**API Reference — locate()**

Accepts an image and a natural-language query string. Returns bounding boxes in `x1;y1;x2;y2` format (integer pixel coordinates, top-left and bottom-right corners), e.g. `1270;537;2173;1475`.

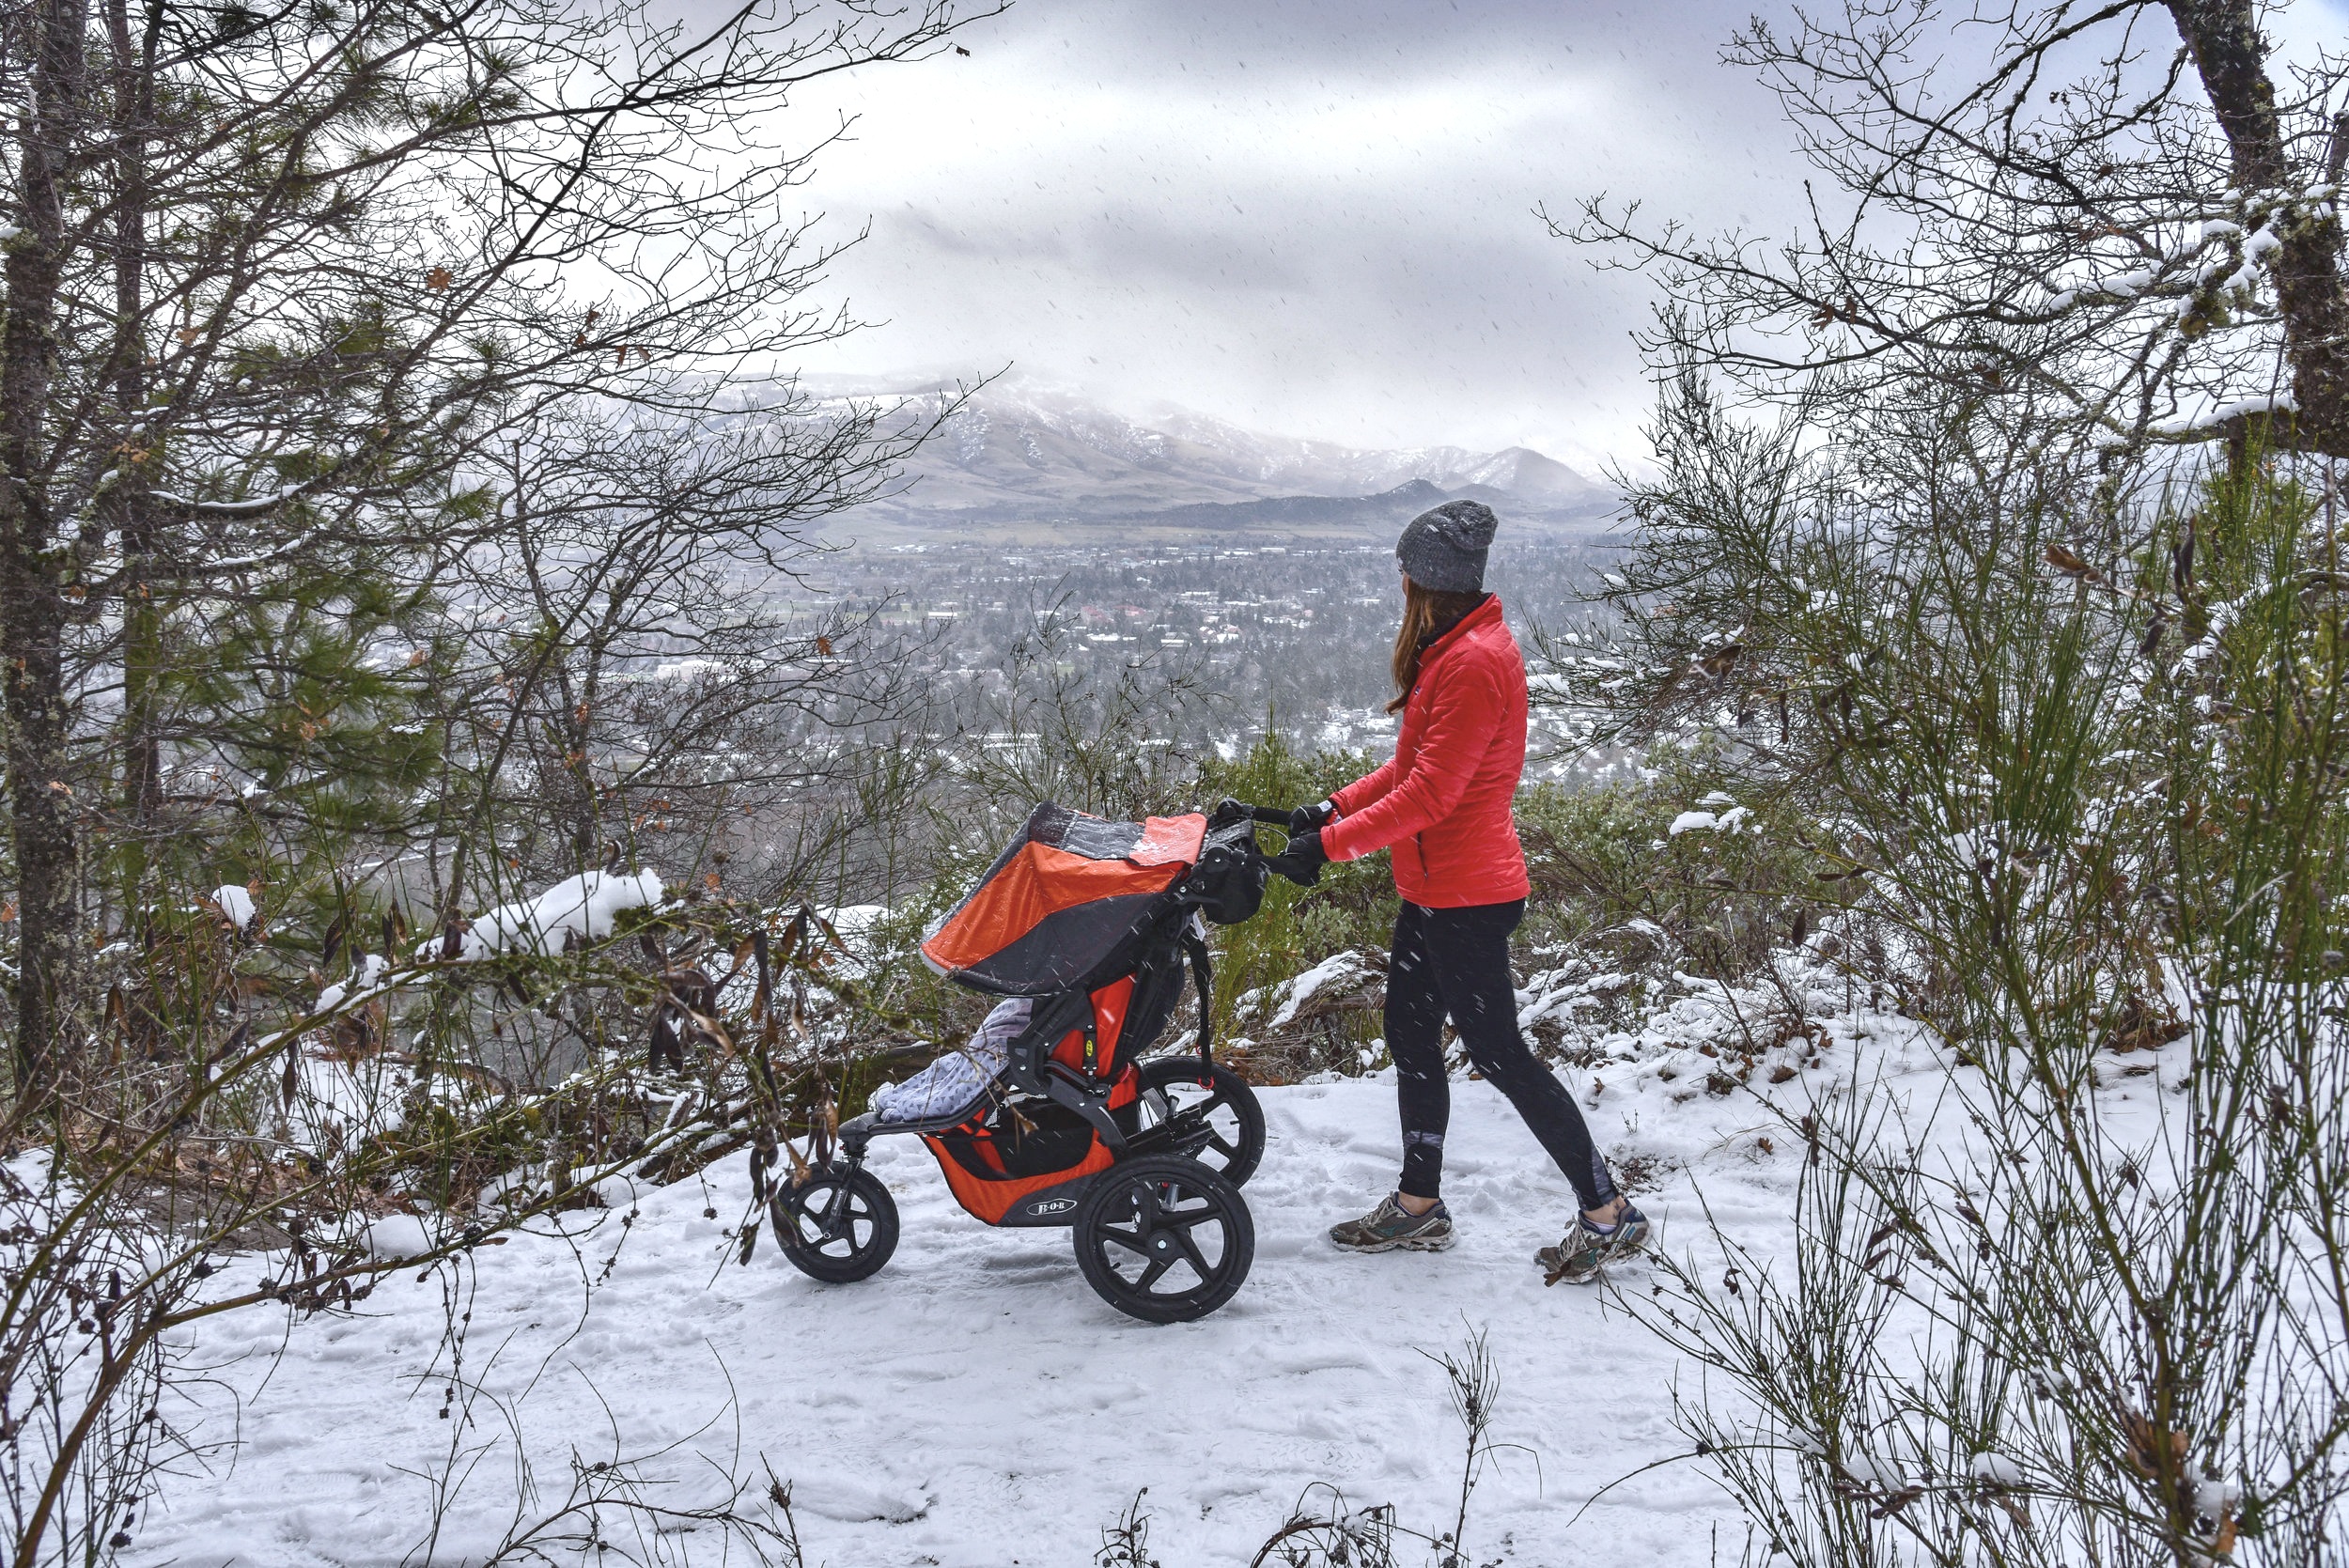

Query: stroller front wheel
772;1163;899;1284
1073;1155;1254;1324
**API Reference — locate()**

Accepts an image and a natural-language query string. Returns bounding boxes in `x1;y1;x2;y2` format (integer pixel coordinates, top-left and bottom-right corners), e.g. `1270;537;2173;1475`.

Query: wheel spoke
1100;1226;1154;1260
1161;1202;1215;1235
1172;1225;1216;1281
1137;1256;1174;1291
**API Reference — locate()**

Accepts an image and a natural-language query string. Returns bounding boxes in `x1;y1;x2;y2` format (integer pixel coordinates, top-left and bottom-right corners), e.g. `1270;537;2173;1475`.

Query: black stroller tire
772;1164;898;1284
1073;1155;1253;1324
1136;1058;1266;1188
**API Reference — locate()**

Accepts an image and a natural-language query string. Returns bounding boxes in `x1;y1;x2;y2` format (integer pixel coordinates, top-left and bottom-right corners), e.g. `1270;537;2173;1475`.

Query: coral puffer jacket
1322;595;1531;908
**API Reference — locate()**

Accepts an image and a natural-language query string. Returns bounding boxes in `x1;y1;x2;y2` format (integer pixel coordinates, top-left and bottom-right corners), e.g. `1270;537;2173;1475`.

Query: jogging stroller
770;800;1290;1323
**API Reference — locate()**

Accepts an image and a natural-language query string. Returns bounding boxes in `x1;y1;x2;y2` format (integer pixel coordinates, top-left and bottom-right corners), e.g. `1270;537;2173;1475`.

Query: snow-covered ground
126;992;2179;1568
130;1082;1777;1564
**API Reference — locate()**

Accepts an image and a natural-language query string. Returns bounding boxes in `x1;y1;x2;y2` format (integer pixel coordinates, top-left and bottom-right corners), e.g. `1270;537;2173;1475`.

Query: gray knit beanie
1395;499;1498;594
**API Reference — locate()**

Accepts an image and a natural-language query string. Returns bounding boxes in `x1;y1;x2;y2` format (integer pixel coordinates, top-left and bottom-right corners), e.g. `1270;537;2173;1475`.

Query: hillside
811;380;1616;541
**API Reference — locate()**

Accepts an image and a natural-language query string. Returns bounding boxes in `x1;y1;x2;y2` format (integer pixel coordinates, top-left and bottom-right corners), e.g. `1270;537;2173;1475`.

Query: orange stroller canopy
920;802;1207;995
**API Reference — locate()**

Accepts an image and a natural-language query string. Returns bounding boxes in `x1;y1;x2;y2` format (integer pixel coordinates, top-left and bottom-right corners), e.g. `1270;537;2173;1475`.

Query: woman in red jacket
1268;500;1647;1283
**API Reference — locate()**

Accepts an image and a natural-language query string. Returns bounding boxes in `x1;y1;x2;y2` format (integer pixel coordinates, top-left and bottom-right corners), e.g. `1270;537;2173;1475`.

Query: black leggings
1389;899;1617;1211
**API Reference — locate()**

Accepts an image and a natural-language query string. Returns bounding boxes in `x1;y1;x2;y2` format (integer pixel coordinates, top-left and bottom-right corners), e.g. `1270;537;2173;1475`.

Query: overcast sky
769;0;2346;469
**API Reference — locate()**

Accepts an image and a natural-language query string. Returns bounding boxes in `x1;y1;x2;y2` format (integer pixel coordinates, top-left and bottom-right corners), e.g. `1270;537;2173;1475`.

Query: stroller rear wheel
1135;1058;1266;1187
772;1163;898;1284
1073;1155;1253;1324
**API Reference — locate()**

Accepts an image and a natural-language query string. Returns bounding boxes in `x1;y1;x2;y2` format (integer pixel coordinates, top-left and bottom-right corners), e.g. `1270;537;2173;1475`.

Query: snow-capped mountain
813;380;1614;535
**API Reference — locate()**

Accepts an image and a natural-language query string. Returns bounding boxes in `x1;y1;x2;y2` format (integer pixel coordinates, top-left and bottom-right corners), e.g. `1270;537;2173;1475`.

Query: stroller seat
868;997;1033;1125
860;954;1187;1219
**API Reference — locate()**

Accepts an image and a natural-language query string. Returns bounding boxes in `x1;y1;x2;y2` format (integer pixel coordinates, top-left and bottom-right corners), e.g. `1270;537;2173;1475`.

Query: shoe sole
1539;1225;1651;1283
1332;1230;1456;1254
1539;1249;1606;1284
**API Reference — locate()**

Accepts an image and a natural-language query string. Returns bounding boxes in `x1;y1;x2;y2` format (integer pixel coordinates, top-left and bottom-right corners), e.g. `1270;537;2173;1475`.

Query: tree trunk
110;0;161;838
2;0;91;1105
2168;0;2349;454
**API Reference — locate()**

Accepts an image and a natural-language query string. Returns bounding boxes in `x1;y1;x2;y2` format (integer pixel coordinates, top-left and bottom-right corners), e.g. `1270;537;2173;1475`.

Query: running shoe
1329;1193;1455;1253
1538;1203;1651;1285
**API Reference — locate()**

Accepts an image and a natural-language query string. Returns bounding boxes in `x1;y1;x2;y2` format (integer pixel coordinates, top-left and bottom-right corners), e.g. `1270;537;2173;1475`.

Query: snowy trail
131;1068;1849;1567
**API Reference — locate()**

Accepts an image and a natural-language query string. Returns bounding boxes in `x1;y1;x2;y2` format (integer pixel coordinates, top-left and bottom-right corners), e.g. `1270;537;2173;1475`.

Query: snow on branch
437;869;669;960
149;483;309;519
2152;392;2298;436
2095;391;2300;448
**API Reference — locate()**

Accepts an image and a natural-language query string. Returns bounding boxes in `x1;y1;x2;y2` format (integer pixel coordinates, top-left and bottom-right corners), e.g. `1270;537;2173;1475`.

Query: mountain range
811;381;1616;542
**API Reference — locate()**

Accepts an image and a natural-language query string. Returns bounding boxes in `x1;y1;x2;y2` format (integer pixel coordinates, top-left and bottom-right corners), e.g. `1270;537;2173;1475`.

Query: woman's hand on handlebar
1287;800;1336;835
1265;826;1329;887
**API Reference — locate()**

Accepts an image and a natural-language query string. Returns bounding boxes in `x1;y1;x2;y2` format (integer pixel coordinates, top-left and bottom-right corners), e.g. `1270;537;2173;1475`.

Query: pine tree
0;0;981;1103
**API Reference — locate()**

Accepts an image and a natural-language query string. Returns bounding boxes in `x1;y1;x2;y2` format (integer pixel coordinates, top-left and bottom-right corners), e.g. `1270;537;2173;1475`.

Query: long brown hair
1387;577;1487;713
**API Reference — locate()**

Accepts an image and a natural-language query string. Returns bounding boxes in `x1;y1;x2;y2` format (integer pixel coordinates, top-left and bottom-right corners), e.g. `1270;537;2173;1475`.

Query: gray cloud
766;0;2348;466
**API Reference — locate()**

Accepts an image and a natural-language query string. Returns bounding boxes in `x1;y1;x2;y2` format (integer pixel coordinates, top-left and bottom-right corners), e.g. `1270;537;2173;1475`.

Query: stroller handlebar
1215;799;1296;831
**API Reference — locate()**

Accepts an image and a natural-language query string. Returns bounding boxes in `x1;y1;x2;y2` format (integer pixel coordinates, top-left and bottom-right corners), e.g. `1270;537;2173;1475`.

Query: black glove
1266;826;1329;887
1287;800;1337;835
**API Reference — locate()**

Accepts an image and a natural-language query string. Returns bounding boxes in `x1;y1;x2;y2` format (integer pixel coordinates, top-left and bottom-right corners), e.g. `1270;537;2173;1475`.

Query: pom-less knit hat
1395;499;1499;595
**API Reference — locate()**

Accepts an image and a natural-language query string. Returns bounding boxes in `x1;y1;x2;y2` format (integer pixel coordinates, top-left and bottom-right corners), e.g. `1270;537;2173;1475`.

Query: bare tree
1561;1;2349;456
0;0;996;1103
413;381;957;930
0;2;1007;1561
1544;6;2349;1564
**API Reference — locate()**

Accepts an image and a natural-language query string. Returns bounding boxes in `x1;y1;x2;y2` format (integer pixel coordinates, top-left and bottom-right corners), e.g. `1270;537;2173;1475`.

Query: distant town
786;532;1626;770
